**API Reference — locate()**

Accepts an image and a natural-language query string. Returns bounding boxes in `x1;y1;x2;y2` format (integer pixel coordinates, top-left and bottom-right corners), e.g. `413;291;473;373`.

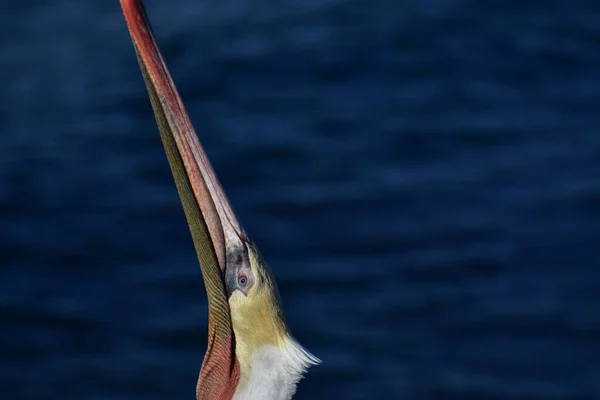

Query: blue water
1;0;599;398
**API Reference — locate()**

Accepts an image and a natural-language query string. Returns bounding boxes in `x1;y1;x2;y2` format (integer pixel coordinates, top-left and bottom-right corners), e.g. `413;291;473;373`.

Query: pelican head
120;1;319;399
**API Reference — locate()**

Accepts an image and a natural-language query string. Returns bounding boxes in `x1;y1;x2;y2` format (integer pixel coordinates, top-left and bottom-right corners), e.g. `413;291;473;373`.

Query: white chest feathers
232;338;320;400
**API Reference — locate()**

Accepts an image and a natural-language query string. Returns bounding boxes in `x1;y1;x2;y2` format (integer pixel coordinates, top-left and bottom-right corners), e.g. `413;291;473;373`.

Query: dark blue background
1;0;599;399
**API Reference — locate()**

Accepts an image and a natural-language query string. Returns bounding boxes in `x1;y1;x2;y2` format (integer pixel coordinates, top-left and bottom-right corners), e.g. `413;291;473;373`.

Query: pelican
120;0;319;399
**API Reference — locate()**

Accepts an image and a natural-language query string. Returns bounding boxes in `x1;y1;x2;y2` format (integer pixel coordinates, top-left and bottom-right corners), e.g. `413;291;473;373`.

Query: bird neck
232;336;319;400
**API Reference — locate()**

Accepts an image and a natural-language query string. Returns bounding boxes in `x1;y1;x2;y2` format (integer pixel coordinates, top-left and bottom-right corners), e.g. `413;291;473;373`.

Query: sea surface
1;0;599;399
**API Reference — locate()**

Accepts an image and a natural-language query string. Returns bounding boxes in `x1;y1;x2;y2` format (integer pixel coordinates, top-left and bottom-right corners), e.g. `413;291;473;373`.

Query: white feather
232;337;320;400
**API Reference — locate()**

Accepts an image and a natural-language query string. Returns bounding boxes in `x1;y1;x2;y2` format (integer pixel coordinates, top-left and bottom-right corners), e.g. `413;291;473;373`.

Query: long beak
120;0;241;394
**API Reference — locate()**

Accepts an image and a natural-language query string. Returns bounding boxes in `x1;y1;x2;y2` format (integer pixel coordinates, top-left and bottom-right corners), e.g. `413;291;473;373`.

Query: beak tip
120;0;135;8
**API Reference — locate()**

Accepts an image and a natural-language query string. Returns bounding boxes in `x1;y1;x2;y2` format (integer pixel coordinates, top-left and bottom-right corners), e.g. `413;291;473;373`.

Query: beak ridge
121;0;247;273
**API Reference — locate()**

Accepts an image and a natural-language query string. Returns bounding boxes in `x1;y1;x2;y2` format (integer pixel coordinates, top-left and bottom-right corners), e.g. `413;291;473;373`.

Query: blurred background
1;0;599;399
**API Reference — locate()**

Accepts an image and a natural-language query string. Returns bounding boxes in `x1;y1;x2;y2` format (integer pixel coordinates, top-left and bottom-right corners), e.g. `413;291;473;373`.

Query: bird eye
238;275;248;288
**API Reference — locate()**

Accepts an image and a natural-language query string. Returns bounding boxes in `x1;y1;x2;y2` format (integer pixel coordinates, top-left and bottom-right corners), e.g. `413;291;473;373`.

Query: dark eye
238;275;248;288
